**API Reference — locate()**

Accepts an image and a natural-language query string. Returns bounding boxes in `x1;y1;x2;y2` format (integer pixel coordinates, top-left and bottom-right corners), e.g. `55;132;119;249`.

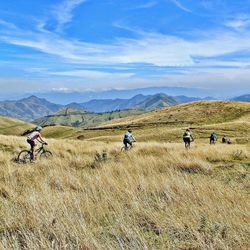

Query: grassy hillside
0;135;249;249
34;108;146;128
98;101;250;128
0;116;33;136
27;101;248;146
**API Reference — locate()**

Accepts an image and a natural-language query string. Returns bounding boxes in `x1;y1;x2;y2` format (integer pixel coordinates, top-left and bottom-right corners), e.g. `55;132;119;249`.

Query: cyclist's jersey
124;132;135;142
210;133;217;140
27;131;40;141
183;131;191;138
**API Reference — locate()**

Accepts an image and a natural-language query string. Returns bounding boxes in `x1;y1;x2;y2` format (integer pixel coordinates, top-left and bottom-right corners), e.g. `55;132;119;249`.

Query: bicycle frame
35;146;45;156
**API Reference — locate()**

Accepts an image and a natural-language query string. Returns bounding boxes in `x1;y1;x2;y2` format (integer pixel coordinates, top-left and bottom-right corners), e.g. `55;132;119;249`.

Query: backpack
124;133;130;140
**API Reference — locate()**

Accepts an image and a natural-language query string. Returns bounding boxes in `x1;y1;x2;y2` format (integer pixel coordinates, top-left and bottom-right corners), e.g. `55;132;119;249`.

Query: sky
0;0;250;97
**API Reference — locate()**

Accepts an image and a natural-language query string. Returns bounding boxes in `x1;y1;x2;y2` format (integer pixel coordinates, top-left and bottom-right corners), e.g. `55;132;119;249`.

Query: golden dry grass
0;134;249;249
0;116;33;136
98;101;250;128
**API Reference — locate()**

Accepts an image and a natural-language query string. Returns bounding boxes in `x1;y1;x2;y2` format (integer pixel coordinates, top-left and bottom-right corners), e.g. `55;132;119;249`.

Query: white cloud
52;0;87;32
2;26;250;69
169;0;191;12
225;16;250;29
49;70;134;79
134;1;158;9
0;19;18;30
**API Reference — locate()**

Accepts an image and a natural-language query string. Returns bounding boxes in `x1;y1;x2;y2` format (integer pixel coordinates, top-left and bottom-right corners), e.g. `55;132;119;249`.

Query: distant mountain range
0;93;248;122
68;93;178;112
20;86;212;104
0;96;62;121
0;94;178;121
232;94;250;102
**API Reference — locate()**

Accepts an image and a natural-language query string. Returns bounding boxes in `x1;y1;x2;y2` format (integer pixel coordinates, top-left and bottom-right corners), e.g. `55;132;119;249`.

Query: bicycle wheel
40;150;53;159
185;142;190;149
17;150;32;164
121;145;132;152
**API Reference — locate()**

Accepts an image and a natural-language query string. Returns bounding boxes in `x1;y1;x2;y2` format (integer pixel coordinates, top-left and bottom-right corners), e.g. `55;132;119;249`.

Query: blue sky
0;0;250;96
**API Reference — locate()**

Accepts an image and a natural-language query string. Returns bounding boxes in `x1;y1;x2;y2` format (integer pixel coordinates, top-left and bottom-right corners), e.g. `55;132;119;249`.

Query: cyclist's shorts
183;138;191;143
27;139;35;148
123;139;132;145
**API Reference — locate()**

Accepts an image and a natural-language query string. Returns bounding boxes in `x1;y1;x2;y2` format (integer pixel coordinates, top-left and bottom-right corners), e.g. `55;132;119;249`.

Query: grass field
0;101;249;249
0;135;249;249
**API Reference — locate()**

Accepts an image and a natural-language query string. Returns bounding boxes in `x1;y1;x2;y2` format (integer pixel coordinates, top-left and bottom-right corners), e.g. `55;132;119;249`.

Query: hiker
123;129;136;149
210;131;217;145
183;129;194;149
27;126;46;161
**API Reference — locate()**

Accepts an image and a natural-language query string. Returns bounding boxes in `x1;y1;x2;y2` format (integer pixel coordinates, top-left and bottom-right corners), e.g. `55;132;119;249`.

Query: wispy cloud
0;19;18;30
134;1;158;9
2;21;250;69
52;0;87;32
225;15;250;30
169;0;191;12
49;70;134;79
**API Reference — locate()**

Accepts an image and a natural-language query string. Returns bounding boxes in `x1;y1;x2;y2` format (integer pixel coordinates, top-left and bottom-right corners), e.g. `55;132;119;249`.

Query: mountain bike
121;141;135;152
17;142;52;163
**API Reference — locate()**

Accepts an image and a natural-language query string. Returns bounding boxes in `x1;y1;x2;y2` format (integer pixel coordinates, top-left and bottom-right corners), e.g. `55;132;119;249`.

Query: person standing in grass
183;129;194;149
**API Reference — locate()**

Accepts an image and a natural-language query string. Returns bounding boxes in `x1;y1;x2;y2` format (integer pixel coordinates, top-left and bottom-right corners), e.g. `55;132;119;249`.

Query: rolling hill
97;101;250;128
33;108;146;128
27;100;249;146
0;116;33;136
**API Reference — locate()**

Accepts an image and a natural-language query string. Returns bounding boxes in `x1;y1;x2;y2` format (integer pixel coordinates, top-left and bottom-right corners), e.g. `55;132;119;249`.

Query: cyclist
183;129;194;149
222;135;227;144
123;129;136;149
27;126;46;161
210;131;217;144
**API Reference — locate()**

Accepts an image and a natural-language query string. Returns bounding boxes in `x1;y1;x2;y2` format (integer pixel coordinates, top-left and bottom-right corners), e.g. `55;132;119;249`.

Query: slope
97;101;250;128
0;116;33;136
34;108;146;128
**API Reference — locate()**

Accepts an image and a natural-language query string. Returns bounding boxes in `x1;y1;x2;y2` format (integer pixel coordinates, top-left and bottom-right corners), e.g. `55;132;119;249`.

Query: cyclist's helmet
35;126;42;131
128;129;132;133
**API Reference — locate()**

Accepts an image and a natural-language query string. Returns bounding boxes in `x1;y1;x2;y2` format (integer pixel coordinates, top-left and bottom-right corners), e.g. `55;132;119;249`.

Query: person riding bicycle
183;129;194;148
27;126;47;161
123;129;136;149
210;131;217;144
